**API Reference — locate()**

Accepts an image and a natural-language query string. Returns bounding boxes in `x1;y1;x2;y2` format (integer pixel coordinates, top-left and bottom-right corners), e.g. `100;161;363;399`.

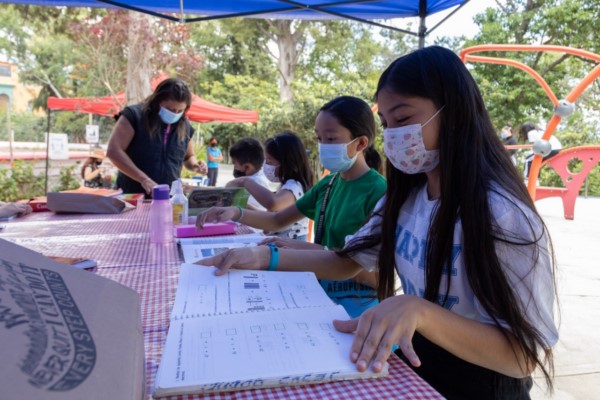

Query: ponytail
364;146;383;174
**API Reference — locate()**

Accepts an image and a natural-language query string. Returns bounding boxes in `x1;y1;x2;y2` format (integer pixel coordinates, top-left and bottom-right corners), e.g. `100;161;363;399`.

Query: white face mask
383;106;444;174
262;163;280;183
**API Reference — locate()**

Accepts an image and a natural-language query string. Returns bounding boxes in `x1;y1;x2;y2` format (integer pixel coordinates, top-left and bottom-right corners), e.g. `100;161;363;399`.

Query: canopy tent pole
44;109;51;194
418;0;427;48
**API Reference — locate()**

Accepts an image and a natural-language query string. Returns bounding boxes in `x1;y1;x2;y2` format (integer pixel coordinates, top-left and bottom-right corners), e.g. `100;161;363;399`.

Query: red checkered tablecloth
0;205;444;400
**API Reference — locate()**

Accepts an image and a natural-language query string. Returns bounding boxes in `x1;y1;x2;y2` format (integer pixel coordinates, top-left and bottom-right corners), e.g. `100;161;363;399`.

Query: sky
390;0;499;43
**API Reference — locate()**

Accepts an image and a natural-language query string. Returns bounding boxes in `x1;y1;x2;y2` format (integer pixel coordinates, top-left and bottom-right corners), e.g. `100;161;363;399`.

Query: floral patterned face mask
383;106;444;174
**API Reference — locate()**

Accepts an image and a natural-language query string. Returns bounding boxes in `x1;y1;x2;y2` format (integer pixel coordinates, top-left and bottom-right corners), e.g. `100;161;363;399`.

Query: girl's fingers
332;318;358;334
398;335;421;367
370;331;397;373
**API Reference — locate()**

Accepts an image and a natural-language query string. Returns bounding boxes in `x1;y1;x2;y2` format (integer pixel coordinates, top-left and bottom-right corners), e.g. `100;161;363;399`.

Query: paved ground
215;164;599;398
530;196;600;399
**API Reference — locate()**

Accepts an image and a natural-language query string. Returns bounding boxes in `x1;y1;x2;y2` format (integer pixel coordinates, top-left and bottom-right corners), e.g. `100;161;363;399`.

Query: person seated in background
521;121;562;178
196;96;387;317
500;124;518;166
81;147;111;188
0;201;32;219
226;137;271;211
107;78;208;197
226;131;314;240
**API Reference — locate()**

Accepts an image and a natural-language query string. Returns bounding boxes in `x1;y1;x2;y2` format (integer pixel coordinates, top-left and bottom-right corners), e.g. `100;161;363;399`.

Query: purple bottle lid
152;184;170;200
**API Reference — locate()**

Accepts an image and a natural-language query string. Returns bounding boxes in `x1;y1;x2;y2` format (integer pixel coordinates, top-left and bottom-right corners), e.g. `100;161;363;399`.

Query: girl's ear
355;135;370;152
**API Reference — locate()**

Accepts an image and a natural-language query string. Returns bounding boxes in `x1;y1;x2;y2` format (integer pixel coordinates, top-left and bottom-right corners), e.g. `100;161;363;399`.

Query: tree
70;10;204;103
463;0;600;140
0;6;86;107
125;11;153;104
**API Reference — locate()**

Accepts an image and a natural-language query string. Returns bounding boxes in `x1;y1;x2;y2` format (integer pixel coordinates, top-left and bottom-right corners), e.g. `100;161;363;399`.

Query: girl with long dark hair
333;46;558;399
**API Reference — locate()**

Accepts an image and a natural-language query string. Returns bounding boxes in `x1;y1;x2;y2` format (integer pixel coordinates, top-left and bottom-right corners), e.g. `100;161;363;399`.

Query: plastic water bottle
170;179;188;226
150;184;173;244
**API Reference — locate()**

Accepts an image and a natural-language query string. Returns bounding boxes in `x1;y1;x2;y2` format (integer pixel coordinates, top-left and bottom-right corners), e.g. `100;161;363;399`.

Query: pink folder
174;222;236;238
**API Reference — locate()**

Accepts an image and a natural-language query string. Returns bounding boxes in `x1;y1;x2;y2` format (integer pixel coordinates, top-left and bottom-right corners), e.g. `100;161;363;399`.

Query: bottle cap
152;184;170;200
170;179;184;196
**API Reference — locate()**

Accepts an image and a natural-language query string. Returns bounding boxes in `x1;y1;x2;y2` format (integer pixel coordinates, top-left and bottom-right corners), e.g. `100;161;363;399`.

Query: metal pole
418;16;426;48
418;0;427;49
6;104;13;163
44;110;51;194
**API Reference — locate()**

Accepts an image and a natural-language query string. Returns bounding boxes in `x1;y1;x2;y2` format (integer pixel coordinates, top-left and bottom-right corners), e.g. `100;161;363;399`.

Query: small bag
47;192;134;214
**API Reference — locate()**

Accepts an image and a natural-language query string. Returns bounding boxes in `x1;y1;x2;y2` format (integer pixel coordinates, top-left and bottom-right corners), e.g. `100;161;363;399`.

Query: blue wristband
267;243;279;271
232;206;243;222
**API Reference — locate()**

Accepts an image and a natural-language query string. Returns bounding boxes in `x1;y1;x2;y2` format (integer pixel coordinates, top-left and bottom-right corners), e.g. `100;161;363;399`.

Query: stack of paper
153;265;388;397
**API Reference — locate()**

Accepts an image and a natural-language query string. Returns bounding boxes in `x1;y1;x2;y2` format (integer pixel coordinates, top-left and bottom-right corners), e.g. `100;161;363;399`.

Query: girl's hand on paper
259;237;324;250
196;206;237;229
333;295;428;373
195;246;270;276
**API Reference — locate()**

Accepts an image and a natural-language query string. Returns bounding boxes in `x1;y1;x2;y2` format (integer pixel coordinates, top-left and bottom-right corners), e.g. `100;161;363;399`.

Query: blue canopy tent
0;0;470;47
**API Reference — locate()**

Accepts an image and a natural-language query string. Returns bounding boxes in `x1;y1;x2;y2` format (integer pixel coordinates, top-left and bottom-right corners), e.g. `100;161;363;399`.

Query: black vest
115;104;194;194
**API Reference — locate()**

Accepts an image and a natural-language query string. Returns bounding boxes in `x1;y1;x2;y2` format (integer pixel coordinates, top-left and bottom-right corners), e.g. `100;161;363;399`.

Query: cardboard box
47;192;135;214
0;239;145;400
28;196;49;212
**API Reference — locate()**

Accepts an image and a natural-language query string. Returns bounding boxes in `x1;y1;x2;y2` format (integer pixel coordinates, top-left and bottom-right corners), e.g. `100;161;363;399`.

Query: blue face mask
159;106;184;124
318;138;359;173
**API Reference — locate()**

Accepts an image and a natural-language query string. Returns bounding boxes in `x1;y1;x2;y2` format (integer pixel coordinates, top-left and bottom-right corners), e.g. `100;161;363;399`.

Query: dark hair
229;137;264;170
80;157;101;180
142;78;192;142
349;46;555;388
319;96;382;173
264;131;314;192
520;121;541;138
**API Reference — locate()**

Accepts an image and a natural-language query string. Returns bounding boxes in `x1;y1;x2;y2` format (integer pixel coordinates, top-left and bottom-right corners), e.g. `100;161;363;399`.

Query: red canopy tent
46;75;259;123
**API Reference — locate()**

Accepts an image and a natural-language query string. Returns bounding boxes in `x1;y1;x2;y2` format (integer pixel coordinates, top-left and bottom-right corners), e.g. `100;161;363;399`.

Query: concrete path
531;196;600;399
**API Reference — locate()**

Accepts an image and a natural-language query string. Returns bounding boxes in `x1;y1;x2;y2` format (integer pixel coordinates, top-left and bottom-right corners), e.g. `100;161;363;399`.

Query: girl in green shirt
196;96;386;317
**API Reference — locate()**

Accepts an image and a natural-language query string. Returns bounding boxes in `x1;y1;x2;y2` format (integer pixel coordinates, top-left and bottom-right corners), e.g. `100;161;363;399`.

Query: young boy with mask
226;137;271;211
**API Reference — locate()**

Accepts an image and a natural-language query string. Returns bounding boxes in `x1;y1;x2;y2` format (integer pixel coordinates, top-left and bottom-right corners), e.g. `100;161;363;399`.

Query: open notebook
153;264;388;397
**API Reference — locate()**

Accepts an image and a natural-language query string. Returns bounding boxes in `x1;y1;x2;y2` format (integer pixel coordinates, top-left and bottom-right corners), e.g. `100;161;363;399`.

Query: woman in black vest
107;78;208;196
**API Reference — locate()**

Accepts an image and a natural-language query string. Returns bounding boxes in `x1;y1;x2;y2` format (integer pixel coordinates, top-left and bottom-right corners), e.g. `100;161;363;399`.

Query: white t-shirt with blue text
345;184;558;348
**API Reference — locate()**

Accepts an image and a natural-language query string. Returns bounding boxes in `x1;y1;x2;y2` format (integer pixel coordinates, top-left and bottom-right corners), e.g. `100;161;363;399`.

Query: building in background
0;61;43;115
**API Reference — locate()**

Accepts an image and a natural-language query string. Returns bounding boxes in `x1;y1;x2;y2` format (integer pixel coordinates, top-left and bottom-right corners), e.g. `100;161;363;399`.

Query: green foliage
52;164;80;192
0;111;46;142
0;161;45;201
464;1;600;136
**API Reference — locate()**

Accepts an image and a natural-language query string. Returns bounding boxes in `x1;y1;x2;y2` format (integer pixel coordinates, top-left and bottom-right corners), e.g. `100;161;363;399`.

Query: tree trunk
126;11;153;105
271;20;308;104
